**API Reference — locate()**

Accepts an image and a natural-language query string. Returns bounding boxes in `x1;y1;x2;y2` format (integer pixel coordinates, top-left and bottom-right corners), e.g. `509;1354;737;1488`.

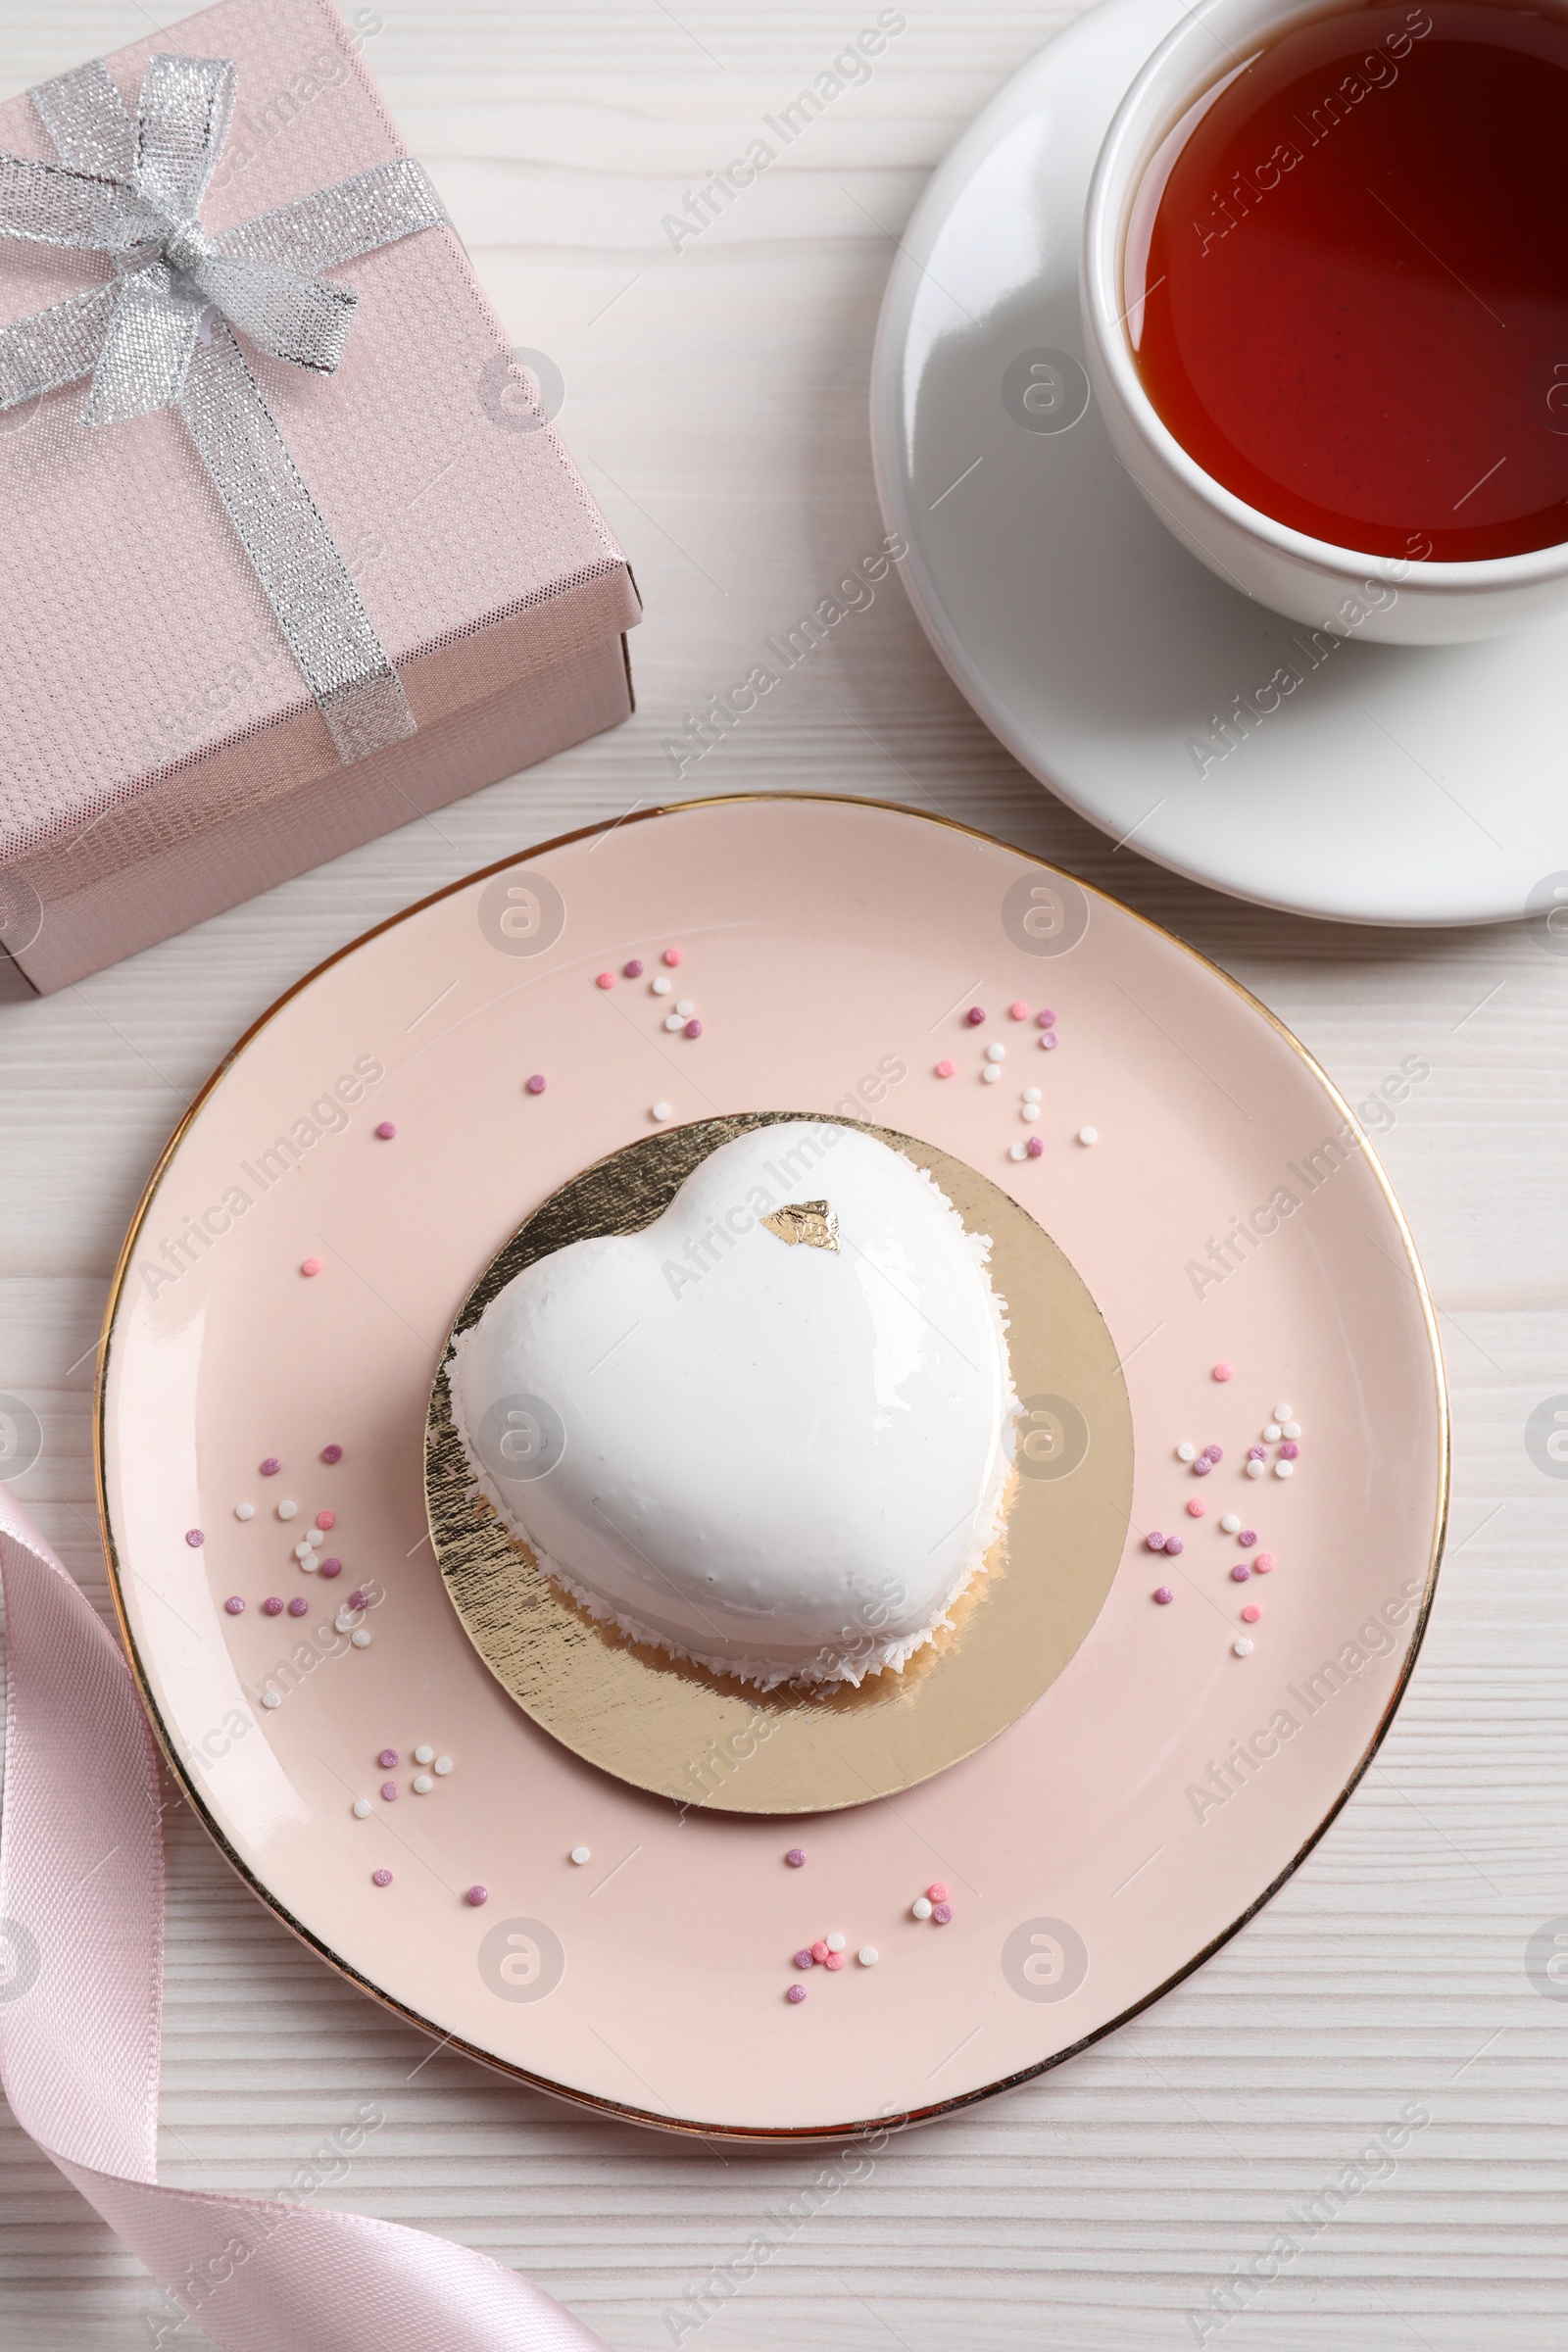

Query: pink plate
97;796;1446;2138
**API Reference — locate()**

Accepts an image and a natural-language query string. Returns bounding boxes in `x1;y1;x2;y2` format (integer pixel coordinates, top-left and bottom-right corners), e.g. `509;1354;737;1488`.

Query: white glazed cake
452;1121;1018;1689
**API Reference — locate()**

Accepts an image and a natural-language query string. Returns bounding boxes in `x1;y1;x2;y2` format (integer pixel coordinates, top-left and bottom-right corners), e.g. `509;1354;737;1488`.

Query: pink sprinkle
624;958;644;978
185;1528;205;1547
466;1885;489;1907
787;1984;807;2003
378;1748;399;1768
525;1073;547;1095
785;1847;807;1868
1253;1552;1275;1574
1241;1603;1262;1623
1191;1457;1212;1478
824;1951;846;1971
935;1059;956;1078
1008;1001;1030;1020
1035;1009;1056;1029
260;1457;281;1476
1038;1032;1058;1051
288;1596;308;1617
662;947;683;967
1203;1445;1224;1463
1248;1446;1267;1461
794;1948;815;1969
927;1882;949;1901
371;1868;392;1887
263;1595;283;1615
380;1782;398;1802
301;1257;321;1277
375;1121;396;1141
684;1018;702;1039
349;1589;368;1609
1025;1136;1044;1157
1230;1563;1250;1584
320;1444;343;1463
1238;1529;1257;1547
1163;1534;1185;1556
595;971;614;990
317;1510;335;1531
1212;1362;1234;1382
932;1902;954;1925
319;1557;342;1578
1187;1498;1206;1518
965;1005;986;1026
1280;1440;1299;1458
1152;1586;1174;1605
223;1595;244;1615
1147;1531;1166;1552
810;1940;829;1964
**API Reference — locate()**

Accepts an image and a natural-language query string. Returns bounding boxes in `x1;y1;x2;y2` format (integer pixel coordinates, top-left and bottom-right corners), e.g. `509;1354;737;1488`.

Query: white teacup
1080;0;1568;645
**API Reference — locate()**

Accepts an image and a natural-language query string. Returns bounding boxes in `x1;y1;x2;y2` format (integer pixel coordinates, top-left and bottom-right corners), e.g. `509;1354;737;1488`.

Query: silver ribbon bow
0;53;449;762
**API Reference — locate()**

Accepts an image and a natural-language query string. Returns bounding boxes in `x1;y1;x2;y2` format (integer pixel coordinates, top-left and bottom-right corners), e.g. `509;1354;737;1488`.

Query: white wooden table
3;4;1565;2345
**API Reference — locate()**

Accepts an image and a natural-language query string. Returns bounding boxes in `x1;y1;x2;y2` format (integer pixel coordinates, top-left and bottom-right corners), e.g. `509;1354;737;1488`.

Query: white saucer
868;0;1568;927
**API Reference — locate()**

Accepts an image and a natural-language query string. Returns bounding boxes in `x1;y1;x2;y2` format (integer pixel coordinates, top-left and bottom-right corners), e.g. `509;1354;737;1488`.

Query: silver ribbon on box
0;53;449;763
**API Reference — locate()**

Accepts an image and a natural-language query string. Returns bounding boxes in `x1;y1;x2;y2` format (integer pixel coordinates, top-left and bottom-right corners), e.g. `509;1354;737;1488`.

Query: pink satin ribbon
0;1484;609;2351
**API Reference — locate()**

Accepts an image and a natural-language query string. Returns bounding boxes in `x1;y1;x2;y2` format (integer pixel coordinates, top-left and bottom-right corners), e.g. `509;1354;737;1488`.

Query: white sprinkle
413;1774;434;1794
825;1932;847;1953
351;1628;371;1647
663;1011;684;1032
651;1101;672;1122
675;999;694;1018
1176;1442;1197;1462
981;1064;1002;1084
1283;1421;1301;1440
307;1528;324;1547
335;1610;356;1633
1273;1400;1293;1421
985;1042;1005;1062
1274;1459;1294;1479
234;1501;255;1521
277;1499;298;1521
1009;1142;1029;1162
414;1743;433;1765
1262;1423;1281;1443
1246;1458;1266;1479
1220;1513;1241;1534
352;1798;371;1819
1233;1637;1254;1657
652;975;671;996
1076;1126;1099;1146
570;1844;591;1865
1022;1087;1042;1104
294;1542;314;1562
433;1755;453;1776
1020;1102;1040;1122
262;1690;281;1708
911;1896;933;1920
858;1946;879;1967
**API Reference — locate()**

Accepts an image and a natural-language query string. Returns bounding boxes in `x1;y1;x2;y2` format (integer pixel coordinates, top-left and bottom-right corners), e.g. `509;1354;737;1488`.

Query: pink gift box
0;0;640;994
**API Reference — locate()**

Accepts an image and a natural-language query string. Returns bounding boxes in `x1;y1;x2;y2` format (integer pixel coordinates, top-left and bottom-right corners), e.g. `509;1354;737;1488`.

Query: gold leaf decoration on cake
761;1199;840;1252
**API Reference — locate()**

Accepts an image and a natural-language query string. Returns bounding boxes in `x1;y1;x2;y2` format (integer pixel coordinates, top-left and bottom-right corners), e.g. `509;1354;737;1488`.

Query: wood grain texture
1;2;1565;2345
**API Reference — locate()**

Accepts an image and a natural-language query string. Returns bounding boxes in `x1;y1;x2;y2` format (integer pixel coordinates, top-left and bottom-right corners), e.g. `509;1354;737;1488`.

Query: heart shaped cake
452;1121;1018;1689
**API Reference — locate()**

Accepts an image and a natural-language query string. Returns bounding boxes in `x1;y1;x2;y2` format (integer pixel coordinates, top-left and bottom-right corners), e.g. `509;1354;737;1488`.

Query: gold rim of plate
423;1112;1135;1814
